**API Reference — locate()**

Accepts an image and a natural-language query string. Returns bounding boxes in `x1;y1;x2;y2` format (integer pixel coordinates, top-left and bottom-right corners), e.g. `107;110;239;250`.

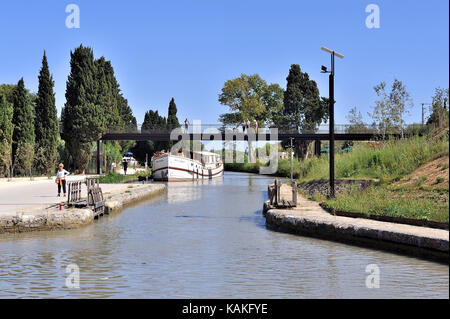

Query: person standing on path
253;119;258;133
56;163;70;197
123;160;128;175
245;119;250;133
184;118;190;133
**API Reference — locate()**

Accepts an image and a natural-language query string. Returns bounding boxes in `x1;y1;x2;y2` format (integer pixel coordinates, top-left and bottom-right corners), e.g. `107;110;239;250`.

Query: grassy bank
98;169;152;184
228;132;449;223
309;134;449;223
322;183;449;223
226;135;448;181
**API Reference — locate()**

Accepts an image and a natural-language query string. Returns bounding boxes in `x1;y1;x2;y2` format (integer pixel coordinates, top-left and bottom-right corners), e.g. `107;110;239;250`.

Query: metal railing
101;123;422;135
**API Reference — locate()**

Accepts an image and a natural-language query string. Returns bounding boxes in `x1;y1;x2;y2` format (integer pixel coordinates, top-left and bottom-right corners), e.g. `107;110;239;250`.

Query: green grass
318;133;449;223
297;135;449;182
323;185;449;223
98;169;152;184
225;135;449;182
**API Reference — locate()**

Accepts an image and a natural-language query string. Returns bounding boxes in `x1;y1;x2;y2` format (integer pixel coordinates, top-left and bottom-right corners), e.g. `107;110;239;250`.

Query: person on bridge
184;118;190;133
253;119;258;133
56;163;70;197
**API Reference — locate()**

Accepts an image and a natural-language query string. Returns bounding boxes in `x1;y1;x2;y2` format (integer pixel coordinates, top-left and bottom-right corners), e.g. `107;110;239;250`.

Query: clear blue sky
0;0;448;125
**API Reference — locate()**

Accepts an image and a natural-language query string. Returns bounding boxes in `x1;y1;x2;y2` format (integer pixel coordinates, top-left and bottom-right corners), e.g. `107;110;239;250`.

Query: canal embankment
0;182;165;234
263;183;449;263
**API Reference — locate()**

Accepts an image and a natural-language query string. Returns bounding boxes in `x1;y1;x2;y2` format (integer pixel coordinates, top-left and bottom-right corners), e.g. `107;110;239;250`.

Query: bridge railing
102;123;418;135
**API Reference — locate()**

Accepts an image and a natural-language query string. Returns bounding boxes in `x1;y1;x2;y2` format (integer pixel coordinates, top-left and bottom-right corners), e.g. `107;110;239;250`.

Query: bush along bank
98;169;152;184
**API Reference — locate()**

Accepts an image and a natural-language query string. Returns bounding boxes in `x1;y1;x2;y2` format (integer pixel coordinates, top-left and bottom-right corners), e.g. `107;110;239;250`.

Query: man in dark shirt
123;160;128;175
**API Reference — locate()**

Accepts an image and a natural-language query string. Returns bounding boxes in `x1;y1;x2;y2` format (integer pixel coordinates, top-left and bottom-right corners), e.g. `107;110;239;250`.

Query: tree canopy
369;78;412;138
283;64;328;132
218;73;284;126
61;45;137;172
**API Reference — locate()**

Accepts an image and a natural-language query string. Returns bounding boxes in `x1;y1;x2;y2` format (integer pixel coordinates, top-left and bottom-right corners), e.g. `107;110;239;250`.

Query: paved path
264;184;449;256
0;176;135;214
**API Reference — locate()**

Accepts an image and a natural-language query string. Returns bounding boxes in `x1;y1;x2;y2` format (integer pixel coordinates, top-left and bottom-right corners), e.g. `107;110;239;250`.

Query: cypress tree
283;64;327;159
12;78;35;175
283;64;304;129
167;98;179;129
95;57;121;130
61;45;138;171
35;51;59;175
62;45;105;172
0;93;14;176
119;94;137;131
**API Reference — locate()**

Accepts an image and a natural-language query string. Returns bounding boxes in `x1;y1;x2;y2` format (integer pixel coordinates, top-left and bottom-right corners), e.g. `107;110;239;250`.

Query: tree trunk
248;140;255;163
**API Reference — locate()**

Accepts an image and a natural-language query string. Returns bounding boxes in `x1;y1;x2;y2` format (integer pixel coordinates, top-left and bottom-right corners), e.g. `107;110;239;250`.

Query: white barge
151;150;224;181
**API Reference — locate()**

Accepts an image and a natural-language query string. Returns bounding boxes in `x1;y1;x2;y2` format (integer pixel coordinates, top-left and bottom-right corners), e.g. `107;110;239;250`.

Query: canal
0;172;448;298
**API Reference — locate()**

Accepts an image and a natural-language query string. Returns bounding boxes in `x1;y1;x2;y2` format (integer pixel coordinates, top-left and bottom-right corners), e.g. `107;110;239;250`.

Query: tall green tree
11;78;35;176
219;74;284;126
34;51;59;175
62;45;105;172
218;74;284;161
282;64;328;158
95;57;122;130
0;93;14;177
117;94;137;154
167;98;180;129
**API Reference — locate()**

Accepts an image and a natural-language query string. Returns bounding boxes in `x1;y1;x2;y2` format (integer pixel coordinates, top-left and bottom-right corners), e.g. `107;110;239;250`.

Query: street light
321;46;344;198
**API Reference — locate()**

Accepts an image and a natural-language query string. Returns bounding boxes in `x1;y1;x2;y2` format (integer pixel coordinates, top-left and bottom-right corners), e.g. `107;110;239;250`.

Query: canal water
0;172;448;298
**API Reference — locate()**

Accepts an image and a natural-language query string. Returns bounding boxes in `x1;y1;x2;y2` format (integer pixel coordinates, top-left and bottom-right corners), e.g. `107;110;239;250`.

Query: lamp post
321;46;344;198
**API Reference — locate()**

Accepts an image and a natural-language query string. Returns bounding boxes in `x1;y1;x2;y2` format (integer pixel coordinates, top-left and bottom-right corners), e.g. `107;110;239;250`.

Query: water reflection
165;177;223;203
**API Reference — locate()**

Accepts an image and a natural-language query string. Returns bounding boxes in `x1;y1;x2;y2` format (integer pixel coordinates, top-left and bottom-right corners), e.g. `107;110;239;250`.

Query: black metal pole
290;137;294;182
97;140;102;175
329;53;335;198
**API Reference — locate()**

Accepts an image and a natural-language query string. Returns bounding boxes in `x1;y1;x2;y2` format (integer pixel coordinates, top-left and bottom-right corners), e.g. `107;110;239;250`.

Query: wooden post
67;182;71;205
291;181;297;207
